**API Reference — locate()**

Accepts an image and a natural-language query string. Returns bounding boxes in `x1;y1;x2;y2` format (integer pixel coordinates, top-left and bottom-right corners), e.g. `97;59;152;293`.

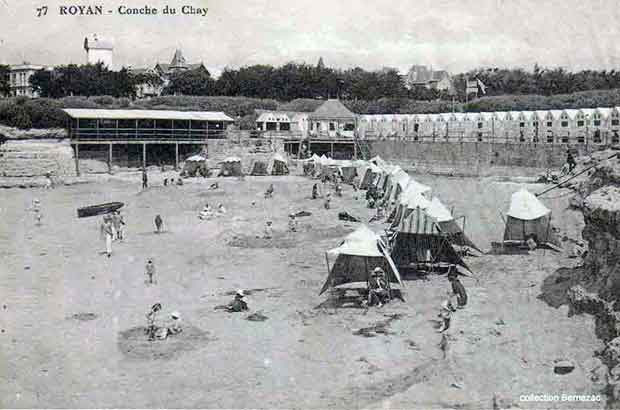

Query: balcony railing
70;127;227;141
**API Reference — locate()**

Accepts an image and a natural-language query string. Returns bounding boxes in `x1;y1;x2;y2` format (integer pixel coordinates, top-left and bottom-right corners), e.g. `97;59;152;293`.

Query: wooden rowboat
77;202;124;218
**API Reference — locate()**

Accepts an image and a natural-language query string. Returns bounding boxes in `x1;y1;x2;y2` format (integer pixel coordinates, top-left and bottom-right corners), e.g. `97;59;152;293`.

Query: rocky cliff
557;149;620;406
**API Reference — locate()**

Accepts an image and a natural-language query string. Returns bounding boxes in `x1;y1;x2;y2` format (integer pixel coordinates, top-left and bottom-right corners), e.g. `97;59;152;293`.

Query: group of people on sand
145;303;183;341
198;203;227;220
99;211;126;257
437;269;468;333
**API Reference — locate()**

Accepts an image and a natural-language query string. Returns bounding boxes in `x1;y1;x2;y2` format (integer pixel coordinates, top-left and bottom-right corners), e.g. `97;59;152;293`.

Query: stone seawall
368;141;601;175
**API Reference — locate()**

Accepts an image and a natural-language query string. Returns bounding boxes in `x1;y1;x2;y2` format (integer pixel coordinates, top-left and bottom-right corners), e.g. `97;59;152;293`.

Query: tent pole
544;212;552;245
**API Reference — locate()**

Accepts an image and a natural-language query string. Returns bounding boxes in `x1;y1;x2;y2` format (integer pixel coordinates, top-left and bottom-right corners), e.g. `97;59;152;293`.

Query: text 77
36;6;48;17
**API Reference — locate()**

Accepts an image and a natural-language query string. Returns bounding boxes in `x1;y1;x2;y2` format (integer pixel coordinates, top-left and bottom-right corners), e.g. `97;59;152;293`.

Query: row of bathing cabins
257;101;620;146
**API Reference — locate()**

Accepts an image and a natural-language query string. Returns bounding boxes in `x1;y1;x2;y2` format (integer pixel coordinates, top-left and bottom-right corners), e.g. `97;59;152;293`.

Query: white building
83;34;114;68
9;62;46;97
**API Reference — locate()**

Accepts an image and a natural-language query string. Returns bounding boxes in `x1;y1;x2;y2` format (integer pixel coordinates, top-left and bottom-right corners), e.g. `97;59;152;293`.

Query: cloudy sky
1;0;619;76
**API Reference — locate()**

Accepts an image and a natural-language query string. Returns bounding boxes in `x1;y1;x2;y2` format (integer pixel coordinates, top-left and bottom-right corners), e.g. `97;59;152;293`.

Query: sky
1;0;620;76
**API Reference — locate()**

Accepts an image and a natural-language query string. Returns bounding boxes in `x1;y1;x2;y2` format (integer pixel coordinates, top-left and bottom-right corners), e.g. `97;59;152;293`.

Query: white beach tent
267;152;289;175
359;163;383;189
504;188;561;250
320;225;404;295
503;188;561;249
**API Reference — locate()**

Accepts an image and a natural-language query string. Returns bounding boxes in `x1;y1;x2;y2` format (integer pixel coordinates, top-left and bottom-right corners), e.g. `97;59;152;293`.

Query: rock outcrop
0;139;76;178
559;150;620;406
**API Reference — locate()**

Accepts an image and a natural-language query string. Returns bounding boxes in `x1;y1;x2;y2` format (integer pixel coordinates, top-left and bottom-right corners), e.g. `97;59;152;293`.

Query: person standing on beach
142;168;148;189
112;211;125;241
448;270;467;309
32;198;42;225
154;214;163;233
100;216;114;257
145;259;156;285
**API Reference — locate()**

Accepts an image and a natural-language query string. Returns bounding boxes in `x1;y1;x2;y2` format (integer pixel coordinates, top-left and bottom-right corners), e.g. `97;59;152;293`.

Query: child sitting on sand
199;204;213;220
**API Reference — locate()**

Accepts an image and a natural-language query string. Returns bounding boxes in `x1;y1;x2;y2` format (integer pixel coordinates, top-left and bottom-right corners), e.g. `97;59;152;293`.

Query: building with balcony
63;109;234;173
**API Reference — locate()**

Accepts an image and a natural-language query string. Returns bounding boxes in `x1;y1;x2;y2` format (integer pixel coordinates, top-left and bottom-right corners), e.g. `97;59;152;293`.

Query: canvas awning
506;188;550;220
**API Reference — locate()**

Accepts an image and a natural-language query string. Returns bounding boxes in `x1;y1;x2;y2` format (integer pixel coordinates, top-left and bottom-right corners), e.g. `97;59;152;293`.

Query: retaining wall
367;141;600;175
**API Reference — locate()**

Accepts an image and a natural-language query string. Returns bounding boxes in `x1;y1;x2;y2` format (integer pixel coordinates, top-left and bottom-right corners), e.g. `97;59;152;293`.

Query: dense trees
26;59;620;103
30;63;136;98
0;65;10;96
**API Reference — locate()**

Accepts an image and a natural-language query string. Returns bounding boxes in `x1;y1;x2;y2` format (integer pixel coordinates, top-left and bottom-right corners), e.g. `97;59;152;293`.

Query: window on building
519;122;525;128
577;135;585;143
577;120;584;127
519;131;525;142
477;132;483;142
547;132;554;143
561;135;569;143
344;123;355;131
594;120;601;126
266;122;277;131
280;122;291;131
547;121;553;127
561;121;569;127
256;123;263;130
533;122;538;127
613;131;619;144
329;122;335;131
79;119;98;129
594;130;602;143
613;119;619;126
118;120;135;129
477;122;483;129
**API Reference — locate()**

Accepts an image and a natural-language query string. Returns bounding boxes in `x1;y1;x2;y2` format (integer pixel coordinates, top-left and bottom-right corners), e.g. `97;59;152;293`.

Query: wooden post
331;142;334;158
108;143;113;174
142;143;146;169
74;142;80;176
175;143;179;171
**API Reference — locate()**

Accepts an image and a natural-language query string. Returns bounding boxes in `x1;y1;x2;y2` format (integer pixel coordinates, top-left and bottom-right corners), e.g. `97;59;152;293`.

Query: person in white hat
226;289;249;312
167;311;183;335
368;267;389;307
437;299;456;333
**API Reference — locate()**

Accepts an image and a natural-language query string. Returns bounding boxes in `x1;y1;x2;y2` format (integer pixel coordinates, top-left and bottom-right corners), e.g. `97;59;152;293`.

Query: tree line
10;60;620;103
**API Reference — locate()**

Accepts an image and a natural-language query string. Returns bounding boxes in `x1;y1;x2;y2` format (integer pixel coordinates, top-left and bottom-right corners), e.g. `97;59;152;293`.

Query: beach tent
383;166;406;195
427;197;482;252
305;153;322;176
390;190;432;229
268;153;289;175
386;170;416;205
338;160;358;183
320;225;403;295
182;154;207;177
250;160;269;176
390;206;472;273
503;188;561;249
370;155;388;169
219;156;243;176
359;163;383;189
